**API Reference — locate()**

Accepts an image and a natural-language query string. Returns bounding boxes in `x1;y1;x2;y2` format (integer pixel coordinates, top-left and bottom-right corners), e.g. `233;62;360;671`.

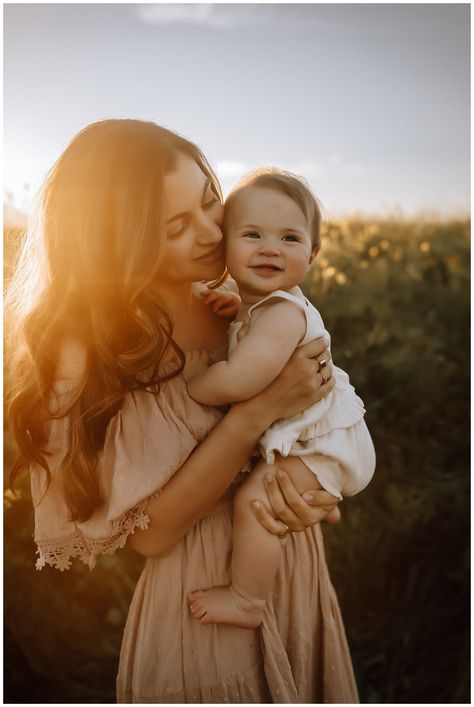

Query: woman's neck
152;281;229;354
153;282;196;321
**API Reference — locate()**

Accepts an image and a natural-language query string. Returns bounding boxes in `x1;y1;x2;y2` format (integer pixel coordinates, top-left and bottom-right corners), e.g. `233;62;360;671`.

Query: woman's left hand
252;470;339;533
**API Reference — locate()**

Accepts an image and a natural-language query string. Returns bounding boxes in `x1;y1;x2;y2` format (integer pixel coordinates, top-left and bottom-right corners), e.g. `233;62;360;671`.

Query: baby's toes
195;606;208;620
199;610;211;624
189;602;200;616
187;590;203;605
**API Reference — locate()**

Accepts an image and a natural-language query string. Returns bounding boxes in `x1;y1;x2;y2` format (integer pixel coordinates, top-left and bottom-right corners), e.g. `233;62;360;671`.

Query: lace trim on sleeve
34;490;161;572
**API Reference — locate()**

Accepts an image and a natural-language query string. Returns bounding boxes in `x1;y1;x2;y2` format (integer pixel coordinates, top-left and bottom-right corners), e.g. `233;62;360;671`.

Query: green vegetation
4;217;470;703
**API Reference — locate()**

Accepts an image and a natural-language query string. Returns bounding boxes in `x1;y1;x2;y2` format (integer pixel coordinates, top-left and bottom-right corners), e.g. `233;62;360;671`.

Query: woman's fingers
263;474;305;531
252;471;340;535
299;337;331;360
251;500;293;537
316;375;336;398
301;488;340;508
274;471;339;529
272;470;319;526
292;338;334;388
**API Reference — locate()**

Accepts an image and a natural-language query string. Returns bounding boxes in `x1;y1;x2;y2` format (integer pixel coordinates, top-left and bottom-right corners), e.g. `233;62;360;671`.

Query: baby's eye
243;231;261;239
167;220;187;240
282;234;300;242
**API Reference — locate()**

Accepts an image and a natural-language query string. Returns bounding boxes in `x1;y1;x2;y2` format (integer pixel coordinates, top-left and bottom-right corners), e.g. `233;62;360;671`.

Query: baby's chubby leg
188;461;281;629
188;456;334;628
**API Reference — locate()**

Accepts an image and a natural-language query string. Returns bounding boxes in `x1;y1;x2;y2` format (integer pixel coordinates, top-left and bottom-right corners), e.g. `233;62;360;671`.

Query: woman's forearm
127;399;273;557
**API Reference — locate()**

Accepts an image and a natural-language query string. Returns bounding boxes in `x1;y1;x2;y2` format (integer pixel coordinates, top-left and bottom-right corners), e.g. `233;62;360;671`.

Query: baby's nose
259;243;281;255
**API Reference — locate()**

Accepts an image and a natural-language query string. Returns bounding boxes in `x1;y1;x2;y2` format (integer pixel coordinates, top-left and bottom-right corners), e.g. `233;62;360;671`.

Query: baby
184;168;376;629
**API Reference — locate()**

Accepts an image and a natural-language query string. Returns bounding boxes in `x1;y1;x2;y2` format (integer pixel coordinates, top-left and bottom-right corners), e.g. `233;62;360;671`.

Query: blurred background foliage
4;215;470;703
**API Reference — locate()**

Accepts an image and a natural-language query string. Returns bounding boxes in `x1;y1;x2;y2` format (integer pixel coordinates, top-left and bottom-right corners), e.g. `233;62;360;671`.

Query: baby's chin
237;277;298;299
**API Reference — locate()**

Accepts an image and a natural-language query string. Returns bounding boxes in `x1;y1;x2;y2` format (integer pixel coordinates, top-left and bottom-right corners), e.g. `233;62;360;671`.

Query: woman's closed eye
202;192;219;210
167;219;187;240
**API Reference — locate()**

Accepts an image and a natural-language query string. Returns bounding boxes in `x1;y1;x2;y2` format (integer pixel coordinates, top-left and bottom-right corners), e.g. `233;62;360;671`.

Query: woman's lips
193;245;223;263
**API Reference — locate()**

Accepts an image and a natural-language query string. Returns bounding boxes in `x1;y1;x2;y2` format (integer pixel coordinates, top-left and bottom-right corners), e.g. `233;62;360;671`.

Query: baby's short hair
225;167;322;249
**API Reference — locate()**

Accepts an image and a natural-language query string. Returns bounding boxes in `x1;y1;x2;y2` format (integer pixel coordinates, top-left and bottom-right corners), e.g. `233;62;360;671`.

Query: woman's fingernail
252;501;260;510
302;492;314;502
265;474;274;483
277;470;285;479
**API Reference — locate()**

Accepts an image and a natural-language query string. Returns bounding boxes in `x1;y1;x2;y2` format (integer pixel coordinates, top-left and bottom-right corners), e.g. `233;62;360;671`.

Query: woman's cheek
213;202;225;227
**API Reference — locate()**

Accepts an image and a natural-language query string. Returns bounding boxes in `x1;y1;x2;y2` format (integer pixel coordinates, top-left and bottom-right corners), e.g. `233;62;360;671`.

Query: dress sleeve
32;378;209;571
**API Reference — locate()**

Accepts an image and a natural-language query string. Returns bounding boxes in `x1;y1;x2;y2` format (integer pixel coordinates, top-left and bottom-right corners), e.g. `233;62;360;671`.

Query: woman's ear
309;246;320;265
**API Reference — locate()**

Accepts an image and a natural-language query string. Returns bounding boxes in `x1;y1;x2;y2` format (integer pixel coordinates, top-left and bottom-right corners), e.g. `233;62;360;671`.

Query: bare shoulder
55;337;88;383
250;298;306;338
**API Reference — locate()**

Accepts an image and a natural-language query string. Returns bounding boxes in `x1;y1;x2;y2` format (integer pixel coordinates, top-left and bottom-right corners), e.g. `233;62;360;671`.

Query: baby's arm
186;301;306;406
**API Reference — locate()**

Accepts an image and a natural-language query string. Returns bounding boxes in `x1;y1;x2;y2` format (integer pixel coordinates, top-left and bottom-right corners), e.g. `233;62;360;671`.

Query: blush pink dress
32;361;359;703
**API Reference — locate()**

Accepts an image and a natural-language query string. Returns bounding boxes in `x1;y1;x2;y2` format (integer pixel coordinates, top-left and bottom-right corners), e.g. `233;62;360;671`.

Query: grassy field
4;215;470;703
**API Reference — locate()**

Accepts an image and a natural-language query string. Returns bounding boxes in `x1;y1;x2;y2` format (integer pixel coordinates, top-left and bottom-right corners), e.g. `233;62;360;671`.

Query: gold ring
278;523;290;540
321;369;329;383
318;358;328;370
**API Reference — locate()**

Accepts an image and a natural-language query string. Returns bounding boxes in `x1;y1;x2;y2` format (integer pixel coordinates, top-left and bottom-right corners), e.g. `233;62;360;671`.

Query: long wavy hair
6;119;224;523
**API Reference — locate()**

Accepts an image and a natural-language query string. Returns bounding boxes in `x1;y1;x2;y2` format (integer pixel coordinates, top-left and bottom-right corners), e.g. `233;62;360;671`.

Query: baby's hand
201;288;241;319
183;350;211;383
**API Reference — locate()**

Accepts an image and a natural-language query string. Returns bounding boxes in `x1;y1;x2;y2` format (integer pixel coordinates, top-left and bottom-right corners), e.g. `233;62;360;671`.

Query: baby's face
225;186;317;298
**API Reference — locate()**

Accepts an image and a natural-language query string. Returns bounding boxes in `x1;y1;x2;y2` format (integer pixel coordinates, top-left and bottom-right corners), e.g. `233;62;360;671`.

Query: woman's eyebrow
166;179;211;223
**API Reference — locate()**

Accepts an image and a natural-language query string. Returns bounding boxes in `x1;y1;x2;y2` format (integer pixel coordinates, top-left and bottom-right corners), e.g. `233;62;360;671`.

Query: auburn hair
5;119;223;523
224;167;323;249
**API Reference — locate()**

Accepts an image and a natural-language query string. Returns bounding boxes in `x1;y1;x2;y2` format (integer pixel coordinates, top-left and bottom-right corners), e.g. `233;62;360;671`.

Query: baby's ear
309;246;320;265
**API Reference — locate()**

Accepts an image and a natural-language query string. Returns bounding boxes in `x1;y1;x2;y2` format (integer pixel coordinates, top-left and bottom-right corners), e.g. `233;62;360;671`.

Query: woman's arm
128;337;335;557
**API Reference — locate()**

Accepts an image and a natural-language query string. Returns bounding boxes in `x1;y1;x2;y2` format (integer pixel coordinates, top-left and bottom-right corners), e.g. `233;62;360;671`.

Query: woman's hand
253;469;339;533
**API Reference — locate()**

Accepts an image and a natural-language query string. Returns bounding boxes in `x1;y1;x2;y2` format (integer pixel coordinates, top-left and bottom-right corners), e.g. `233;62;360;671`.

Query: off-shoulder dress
32;358;359;703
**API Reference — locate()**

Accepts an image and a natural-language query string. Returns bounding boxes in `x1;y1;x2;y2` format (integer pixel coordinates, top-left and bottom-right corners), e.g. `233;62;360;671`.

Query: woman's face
157;154;225;285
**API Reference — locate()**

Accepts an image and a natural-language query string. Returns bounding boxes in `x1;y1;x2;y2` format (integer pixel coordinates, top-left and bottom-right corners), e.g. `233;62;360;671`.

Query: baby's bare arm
187;301;306;405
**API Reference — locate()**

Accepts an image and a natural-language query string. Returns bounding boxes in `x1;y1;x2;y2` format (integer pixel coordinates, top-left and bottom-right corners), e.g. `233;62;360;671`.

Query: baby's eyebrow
280;228;305;235
166;179;211;223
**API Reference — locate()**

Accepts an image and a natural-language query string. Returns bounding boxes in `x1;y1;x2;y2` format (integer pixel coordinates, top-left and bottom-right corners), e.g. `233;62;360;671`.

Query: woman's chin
198;259;227;282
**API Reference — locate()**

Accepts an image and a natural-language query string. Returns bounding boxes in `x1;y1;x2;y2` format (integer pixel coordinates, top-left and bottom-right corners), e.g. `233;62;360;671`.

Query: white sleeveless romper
229;289;376;499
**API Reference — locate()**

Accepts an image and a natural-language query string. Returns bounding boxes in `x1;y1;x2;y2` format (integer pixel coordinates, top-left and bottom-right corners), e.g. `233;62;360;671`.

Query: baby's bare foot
187;587;264;629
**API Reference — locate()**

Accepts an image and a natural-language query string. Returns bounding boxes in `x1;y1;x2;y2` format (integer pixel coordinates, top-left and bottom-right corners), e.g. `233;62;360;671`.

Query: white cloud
137;4;336;31
137;4;236;29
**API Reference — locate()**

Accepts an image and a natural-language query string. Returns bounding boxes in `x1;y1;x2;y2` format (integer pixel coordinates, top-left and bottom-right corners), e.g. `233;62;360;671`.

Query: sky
3;2;471;219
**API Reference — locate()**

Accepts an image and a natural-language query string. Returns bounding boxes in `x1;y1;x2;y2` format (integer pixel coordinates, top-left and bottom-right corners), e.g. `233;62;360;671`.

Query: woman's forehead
163;154;208;216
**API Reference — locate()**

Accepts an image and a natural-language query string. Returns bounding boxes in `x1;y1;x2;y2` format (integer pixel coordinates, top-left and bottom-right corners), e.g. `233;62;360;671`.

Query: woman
6;119;359;703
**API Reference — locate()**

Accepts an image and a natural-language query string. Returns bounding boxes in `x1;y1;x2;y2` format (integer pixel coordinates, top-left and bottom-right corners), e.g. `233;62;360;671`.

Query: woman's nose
196;209;224;244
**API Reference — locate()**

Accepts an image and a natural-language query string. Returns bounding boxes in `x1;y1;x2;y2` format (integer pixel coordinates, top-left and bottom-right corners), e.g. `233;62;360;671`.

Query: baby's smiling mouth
251;264;283;271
